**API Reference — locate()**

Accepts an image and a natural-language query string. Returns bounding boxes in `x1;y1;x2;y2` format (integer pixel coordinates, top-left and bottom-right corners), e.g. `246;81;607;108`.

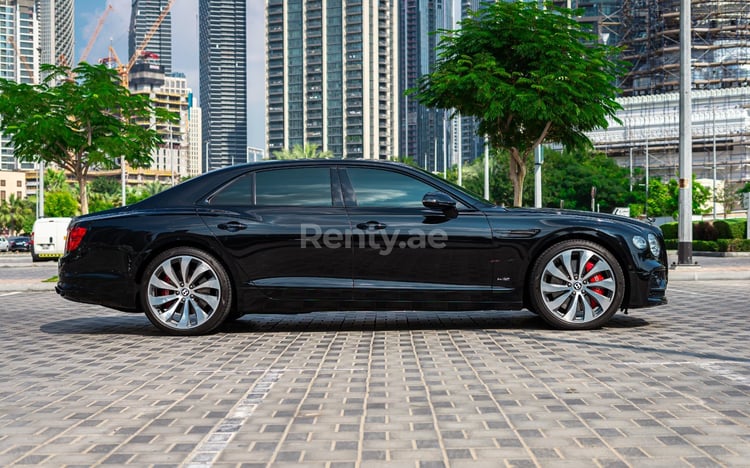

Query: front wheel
529;240;625;330
141;247;233;335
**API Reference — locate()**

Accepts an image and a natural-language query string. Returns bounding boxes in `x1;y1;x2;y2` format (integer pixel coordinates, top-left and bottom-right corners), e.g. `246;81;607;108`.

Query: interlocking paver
1;279;749;466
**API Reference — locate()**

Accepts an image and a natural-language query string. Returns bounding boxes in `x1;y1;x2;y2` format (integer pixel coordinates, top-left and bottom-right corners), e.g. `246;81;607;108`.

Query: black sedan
57;160;668;335
8;236;31;252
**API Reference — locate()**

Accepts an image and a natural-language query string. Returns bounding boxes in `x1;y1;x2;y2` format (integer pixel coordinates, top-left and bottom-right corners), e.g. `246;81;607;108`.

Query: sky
74;0;266;148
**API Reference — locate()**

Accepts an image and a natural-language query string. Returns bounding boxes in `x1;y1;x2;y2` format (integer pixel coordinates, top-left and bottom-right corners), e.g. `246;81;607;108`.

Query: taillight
65;226;87;253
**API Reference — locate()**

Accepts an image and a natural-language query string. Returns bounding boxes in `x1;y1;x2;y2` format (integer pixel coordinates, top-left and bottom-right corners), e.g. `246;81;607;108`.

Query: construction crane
79;4;113;64
111;0;175;88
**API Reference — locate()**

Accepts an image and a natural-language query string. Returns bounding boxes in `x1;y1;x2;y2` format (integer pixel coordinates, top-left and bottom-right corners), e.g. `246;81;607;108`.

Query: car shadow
39;310;650;336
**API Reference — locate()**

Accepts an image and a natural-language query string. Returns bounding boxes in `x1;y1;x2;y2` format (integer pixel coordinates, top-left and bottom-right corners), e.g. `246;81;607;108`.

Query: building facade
586;1;750;189
199;0;247;170
0;0;37;172
398;0;455;171
619;0;750;96
128;0;172;74
265;0;399;160
36;0;73;67
0;171;26;203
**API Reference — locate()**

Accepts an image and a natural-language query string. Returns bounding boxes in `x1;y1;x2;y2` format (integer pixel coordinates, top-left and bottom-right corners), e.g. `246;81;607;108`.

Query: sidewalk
667;251;750;281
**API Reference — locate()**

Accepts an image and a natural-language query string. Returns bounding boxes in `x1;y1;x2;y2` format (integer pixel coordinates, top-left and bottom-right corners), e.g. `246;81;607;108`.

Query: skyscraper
129;0;172;74
1;0;37;171
199;0;247;170
399;0;453;170
266;0;399;160
36;0;73;67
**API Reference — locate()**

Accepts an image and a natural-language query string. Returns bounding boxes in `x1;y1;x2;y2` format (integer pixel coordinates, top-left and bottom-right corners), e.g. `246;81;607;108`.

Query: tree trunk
77;174;89;215
508;147;527;207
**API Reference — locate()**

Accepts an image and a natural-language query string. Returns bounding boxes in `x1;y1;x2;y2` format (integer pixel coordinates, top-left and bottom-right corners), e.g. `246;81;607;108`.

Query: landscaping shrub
693;221;719;241
714;219;746;239
660;222;678;239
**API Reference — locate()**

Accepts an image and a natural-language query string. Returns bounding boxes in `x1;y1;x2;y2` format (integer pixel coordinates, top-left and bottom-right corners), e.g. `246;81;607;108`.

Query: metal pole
484;140;490;201
712;107;717;219
629;147;633;192
38;161;44;218
121;159;126;207
457;114;462;186
645;138;649;219
534;0;545;208
678;0;693;265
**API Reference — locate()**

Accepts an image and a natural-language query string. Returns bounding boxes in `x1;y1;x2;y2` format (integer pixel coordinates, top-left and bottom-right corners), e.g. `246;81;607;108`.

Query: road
0;274;748;466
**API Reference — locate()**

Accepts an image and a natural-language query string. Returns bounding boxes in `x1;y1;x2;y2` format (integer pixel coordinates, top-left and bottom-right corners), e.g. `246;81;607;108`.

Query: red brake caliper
584;261;604;307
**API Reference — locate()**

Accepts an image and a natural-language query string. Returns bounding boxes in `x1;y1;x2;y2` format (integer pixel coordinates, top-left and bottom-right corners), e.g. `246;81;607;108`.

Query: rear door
199;166;353;301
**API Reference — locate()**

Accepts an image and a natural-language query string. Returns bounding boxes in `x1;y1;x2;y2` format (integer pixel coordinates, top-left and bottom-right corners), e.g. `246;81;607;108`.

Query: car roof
132;159;425;209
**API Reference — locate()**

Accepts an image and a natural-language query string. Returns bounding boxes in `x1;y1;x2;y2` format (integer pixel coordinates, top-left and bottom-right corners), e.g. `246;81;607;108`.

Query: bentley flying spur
57;160;668;335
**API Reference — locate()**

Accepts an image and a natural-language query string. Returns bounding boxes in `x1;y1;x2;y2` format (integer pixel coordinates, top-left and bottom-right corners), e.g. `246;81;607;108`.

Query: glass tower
129;0;172;74
266;0;399;160
36;0;73;67
199;0;247;170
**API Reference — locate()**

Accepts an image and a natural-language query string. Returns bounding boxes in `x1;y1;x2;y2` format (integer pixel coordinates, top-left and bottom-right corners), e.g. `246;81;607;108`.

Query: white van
31;217;72;262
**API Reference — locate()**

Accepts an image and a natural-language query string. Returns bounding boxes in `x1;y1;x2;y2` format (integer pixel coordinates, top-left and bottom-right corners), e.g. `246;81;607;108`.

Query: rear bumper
56;276;141;312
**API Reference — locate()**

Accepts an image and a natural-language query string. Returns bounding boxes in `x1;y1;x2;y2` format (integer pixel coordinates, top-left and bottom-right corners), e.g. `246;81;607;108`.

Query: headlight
632;235;647;250
648;233;661;257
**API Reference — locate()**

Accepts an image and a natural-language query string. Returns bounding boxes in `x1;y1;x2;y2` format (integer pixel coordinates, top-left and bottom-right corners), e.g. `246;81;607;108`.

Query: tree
0;195;34;235
45;190;79;217
273;144;334;160
0;62;176;214
541;148;635;212
408;1;625;206
444;149;532;206
631;176;710;219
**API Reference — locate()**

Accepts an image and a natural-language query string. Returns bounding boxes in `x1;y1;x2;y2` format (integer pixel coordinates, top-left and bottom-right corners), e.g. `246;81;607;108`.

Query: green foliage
408;1;625;206
660;222;678;239
43;168;70;192
661;219;747;242
273;144;334;160
632;176;711;218
717;239;750;252
0;62;177;214
90;177;121;196
713;219;745;239
125;181;168;205
444;149;532;206
540;148;635;212
693;221;719;242
0;195;35;235
44;191;79;217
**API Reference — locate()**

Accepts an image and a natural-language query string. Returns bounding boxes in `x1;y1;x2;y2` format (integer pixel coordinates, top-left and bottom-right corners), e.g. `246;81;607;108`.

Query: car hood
485;207;659;231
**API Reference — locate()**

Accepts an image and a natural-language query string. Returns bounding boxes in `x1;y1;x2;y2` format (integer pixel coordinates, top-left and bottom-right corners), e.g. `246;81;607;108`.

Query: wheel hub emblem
181;288;190;296
573;282;583;291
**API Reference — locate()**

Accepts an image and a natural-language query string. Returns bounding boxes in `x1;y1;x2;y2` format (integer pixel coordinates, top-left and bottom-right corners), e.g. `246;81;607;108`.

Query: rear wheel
141;247;233;335
529;240;625;330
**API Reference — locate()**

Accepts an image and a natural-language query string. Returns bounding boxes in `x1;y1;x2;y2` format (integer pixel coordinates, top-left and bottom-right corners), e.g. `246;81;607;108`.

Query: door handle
356;221;387;230
217;221;247;232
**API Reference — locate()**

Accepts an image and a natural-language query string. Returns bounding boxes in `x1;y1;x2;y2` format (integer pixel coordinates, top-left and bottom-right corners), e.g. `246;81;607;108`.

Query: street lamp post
677;0;693;265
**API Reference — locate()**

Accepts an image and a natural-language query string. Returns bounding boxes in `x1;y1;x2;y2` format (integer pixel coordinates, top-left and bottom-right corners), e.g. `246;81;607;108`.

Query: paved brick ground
0;281;749;467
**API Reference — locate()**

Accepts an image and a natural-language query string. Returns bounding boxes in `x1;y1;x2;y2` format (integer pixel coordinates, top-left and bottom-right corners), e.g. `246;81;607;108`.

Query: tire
529;240;625;330
141;247;233;336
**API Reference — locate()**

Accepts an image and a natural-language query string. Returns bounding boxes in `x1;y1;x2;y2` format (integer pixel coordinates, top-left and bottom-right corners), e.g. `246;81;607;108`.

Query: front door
340;166;494;304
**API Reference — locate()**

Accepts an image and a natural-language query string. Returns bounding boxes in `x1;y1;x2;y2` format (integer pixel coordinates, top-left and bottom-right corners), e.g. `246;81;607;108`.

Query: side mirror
422;192;458;219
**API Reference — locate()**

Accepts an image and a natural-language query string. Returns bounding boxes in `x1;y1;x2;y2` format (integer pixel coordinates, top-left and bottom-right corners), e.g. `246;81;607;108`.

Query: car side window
209;174;254;205
345;168;443;208
256;168;333;206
